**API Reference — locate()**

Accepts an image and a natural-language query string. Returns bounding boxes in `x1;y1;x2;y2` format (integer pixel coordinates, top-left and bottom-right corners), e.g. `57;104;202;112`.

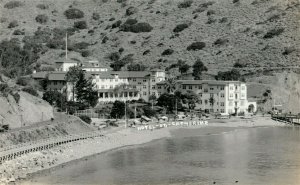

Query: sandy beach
0;116;287;185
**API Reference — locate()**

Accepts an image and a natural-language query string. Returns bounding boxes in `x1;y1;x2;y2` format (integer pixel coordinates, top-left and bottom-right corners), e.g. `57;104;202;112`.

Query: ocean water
26;126;300;185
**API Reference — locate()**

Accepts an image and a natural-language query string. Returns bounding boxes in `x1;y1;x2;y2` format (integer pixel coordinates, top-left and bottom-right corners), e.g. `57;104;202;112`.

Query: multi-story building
156;80;256;114
55;60;108;72
32;69;166;103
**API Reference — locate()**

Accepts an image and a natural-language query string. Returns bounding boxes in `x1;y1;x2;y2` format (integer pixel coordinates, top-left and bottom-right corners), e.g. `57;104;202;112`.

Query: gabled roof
31;71;48;79
48;72;67;81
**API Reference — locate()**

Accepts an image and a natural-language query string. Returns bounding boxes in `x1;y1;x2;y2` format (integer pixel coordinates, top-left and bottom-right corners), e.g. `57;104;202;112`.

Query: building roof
31;71;48;79
157;80;242;85
55;59;78;64
48;72;67;81
81;61;107;68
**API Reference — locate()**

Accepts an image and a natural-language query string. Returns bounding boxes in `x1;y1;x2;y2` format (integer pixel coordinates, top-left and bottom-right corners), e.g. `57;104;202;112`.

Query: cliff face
0;92;53;128
0;0;299;72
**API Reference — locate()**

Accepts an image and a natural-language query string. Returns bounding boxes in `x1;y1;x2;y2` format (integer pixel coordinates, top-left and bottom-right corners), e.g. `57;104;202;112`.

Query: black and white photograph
0;0;300;184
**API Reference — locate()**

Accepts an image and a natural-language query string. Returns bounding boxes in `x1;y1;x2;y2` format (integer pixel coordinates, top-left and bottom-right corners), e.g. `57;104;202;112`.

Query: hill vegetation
0;0;298;77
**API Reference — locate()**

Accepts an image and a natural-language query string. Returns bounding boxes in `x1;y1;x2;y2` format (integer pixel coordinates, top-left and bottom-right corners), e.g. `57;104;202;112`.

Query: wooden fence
0;131;103;164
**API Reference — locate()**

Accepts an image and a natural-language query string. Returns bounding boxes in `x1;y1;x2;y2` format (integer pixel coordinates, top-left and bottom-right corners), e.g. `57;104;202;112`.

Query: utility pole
124;100;127;128
65;32;68;61
134;103;137;120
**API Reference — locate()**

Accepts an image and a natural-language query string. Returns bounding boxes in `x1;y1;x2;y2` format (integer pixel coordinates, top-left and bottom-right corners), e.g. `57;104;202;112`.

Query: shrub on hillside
187;42;206;51
36;4;49;9
282;46;295;55
143;50;151;55
112;20;122;29
73;42;90;50
233;62;246;68
263;28;284;39
178;0;193;8
46;39;64;49
173;23;189;33
120;22;153;33
81;50;91;57
16;77;29;86
92;13;100;20
12;92;20;103
107;52;121;62
126;6;138;16
207;10;215;16
4;1;22;9
117;0;127;3
214;38;229;46
64;8;84;19
79;115;92;124
8;21;18;28
22;87;38;97
162;48;174;56
0;83;12;97
74;20;87;29
102;36;109;43
35;14;48;24
13;29;25;35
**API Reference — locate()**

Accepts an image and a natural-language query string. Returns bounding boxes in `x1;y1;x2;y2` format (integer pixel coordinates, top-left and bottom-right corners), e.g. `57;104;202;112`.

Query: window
143;85;147;89
210;87;214;90
133;85;136;89
199;85;202;89
152;85;155;89
183;85;186;89
54;81;57;85
220;86;224;90
110;85;113;89
204;89;208;93
235;94;238;99
220;93;225;98
199;93;202;97
230;93;233;98
189;85;192;90
204;100;208;104
128;78;131;81
158;86;161;89
133;78;136;82
235;86;238;90
221;109;225;113
101;85;105;89
220;102;225;106
230;86;234;90
143;79;147;82
152;92;156;95
200;100;202;104
158;92;161;96
241;93;245;98
210;93;214;98
152;79;155;82
143;92;147;95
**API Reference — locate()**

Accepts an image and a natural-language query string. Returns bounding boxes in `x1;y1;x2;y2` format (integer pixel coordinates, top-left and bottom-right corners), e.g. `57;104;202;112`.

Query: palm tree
164;78;177;94
209;96;215;113
149;94;157;110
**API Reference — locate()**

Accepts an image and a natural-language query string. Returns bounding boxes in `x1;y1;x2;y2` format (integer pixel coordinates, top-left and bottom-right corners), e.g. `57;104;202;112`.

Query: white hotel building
156;80;256;114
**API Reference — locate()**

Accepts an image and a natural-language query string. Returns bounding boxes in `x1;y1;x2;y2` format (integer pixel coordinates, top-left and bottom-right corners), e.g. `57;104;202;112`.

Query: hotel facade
32;61;255;114
156;80;256;115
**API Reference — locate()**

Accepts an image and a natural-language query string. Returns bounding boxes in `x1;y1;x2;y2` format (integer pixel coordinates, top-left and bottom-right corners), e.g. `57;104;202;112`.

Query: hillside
0;0;299;73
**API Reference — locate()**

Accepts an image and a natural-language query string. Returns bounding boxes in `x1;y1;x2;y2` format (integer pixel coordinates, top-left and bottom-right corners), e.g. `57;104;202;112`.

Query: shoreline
0;117;288;185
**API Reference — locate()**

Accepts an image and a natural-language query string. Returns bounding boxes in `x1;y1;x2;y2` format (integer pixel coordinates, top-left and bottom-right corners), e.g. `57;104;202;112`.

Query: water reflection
28;126;300;185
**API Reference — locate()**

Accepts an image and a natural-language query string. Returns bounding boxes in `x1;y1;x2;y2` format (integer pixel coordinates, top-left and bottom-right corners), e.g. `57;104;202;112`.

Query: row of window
229;85;246;91
182;85;225;91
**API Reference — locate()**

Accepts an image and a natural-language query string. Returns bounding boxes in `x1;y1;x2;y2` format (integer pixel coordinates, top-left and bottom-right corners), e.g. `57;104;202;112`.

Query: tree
110;101;125;119
209;96;215;113
157;93;182;113
164;78;177;94
215;69;241;81
149;94;157;110
127;63;146;71
179;63;190;74
192;59;208;80
184;90;199;110
75;71;98;107
65;66;81;101
42;90;66;110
